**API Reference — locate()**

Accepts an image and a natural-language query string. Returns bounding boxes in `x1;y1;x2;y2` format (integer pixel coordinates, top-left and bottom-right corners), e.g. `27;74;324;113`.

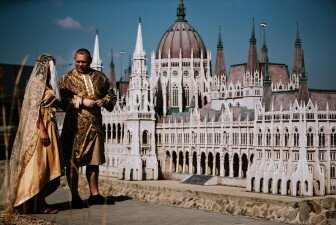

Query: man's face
74;53;91;74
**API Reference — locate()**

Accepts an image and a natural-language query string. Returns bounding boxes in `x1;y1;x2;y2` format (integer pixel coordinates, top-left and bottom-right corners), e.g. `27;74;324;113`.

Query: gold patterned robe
15;88;64;207
59;69;116;166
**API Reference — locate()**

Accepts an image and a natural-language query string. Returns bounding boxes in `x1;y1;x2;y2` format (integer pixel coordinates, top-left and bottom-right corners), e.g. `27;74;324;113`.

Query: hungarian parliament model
57;0;336;197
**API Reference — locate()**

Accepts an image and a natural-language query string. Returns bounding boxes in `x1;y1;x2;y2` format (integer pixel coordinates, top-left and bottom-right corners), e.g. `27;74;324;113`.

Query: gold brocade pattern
14;89;64;207
59;69;116;166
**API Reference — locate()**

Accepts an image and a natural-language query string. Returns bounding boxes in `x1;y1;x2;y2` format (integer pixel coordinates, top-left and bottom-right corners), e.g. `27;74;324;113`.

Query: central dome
156;1;207;59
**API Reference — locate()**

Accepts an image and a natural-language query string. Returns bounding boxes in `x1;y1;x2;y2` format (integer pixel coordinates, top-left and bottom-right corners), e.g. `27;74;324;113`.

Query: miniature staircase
182;175;213;185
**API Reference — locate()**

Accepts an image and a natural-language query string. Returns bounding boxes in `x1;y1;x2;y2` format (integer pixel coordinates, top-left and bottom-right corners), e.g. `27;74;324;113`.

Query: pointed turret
262;57;272;111
122;16;158;181
292;22;303;75
128;17;148;111
214;26;227;80
260;23;268;63
176;0;186;22
109;49;117;90
298;51;309;104
247;18;259;73
91;29;103;71
134;17;146;58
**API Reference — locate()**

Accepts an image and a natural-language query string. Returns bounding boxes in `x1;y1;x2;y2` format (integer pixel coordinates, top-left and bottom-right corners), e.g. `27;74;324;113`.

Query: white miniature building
84;0;336;197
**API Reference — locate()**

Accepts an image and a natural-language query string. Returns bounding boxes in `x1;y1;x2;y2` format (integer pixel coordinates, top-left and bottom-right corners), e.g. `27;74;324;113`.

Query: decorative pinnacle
176;0;186;22
300;50;307;82
217;25;223;49
295;22;302;47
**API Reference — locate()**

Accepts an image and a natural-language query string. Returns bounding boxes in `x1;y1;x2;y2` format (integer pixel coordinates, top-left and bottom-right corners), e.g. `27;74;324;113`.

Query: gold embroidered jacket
59;68;116;165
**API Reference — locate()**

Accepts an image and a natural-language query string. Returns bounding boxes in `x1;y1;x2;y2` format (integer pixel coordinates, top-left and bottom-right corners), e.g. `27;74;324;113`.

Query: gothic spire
261;23;268;63
217;25;223;49
247;18;259;73
176;0;186;22
110;49;114;68
300;50;307;83
262;57;272;111
109;49;117;90
214;26;227;80
250;18;256;44
133;17;146;59
292;22;303;74
91;29;103;71
298;50;309;104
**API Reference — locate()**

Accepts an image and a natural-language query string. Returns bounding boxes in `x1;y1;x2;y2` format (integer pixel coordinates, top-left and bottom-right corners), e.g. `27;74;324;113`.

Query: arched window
331;128;336;147
127;130;131;144
113;123;117;140
107;124;112;140
258;129;263;146
266;129;271;146
184;85;190;107
331;165;336;178
294;128;299;147
142;130;149;145
319;128;325;147
307;127;314;147
172;84;178;107
275;128;280;146
284;128;289;147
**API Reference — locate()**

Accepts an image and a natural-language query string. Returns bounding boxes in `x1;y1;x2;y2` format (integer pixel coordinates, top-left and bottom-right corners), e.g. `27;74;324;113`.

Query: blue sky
1;0;335;90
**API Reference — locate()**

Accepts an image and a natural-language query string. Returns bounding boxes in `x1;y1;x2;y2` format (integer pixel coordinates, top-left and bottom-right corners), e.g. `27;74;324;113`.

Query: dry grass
0;210;54;225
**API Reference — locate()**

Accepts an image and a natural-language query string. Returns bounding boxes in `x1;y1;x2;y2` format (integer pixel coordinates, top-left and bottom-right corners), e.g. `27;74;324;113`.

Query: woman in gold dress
1;54;64;214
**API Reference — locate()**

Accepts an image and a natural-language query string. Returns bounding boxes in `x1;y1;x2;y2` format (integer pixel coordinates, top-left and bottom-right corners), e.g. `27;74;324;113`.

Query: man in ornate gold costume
59;48;116;207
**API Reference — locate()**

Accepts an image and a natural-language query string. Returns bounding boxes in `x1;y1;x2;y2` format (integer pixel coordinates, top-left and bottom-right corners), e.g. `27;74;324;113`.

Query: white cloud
55;17;82;30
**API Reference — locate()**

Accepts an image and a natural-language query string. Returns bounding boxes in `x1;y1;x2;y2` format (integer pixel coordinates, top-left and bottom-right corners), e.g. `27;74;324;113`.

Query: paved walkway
30;180;288;225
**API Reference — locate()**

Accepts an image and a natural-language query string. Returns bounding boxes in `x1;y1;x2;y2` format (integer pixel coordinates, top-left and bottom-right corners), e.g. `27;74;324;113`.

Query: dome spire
176;0;186;22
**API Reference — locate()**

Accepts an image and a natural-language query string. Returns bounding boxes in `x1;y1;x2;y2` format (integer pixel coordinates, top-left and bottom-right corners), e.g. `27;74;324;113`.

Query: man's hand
83;98;96;108
95;99;105;108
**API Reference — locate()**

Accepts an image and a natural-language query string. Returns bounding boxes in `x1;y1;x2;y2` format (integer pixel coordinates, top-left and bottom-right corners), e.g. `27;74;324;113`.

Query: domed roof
155;0;207;59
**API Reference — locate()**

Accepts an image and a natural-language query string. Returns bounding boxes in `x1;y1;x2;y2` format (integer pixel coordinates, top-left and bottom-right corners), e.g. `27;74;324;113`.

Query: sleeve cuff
72;96;83;109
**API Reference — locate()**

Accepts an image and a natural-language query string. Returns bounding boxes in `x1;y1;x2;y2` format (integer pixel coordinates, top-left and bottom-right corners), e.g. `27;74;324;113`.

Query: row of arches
103;123;124;143
256;126;336;148
163;150;253;178
103;123;152;146
250;177;322;196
